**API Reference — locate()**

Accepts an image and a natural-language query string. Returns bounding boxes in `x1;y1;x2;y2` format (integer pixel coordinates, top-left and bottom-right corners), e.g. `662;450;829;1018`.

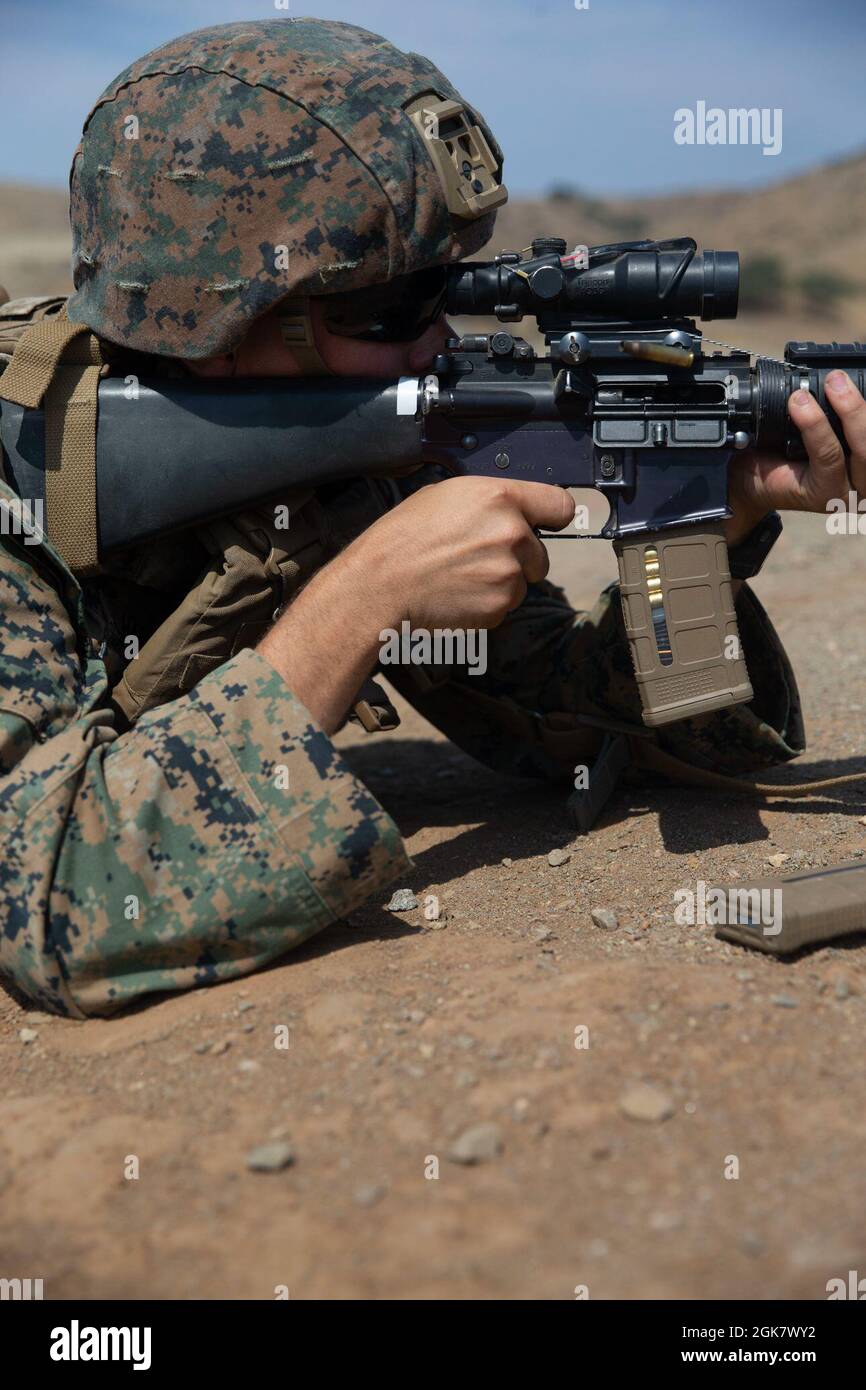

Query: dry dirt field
2;511;865;1301
1;168;866;1301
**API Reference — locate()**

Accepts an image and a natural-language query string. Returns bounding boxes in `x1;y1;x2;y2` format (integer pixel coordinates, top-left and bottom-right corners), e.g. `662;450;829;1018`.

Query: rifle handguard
613;521;753;727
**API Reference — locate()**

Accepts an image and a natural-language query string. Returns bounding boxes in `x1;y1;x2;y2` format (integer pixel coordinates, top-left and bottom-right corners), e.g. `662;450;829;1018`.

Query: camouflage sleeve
0;527;409;1018
385;578;805;782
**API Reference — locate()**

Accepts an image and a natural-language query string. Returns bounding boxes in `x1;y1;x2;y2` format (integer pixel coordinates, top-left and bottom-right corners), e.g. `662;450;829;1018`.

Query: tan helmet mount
404;95;508;219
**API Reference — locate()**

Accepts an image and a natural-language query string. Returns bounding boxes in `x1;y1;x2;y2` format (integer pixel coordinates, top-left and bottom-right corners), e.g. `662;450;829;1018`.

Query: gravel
246;1142;296;1173
447;1122;504;1165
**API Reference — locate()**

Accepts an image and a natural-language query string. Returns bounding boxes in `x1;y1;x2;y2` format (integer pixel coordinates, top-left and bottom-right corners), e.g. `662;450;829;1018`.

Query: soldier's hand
367;476;575;631
728;370;866;542
258;476;573;733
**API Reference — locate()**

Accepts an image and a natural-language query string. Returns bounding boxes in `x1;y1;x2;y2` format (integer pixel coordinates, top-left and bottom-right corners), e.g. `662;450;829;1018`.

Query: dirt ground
2;499;865;1302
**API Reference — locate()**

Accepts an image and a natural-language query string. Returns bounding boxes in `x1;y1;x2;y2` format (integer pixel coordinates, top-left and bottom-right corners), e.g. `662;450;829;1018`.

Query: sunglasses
322;266;448;343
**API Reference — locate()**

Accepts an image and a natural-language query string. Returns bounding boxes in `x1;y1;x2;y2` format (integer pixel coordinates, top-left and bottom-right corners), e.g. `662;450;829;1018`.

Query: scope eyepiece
699;250;739;321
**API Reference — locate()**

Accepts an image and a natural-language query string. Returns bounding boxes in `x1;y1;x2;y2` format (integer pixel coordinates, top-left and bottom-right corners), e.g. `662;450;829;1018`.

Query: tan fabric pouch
112;493;321;722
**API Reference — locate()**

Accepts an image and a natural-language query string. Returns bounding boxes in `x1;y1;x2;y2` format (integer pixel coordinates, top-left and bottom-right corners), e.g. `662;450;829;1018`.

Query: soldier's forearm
258;540;399;734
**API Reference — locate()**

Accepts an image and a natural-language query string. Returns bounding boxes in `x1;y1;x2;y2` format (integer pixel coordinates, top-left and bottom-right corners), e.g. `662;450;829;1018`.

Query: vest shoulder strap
0;304;105;573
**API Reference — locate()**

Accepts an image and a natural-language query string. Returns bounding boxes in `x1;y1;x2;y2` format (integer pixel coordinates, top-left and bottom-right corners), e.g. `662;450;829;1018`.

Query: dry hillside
2;151;865;357
0;182;70;298
494;149;866;355
497;149;866;282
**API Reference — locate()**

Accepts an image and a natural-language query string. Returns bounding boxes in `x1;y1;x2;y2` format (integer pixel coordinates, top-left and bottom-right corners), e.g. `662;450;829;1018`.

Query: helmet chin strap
277;296;334;375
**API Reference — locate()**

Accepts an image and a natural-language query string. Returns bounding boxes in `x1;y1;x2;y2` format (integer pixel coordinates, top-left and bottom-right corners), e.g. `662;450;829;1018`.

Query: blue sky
3;0;864;194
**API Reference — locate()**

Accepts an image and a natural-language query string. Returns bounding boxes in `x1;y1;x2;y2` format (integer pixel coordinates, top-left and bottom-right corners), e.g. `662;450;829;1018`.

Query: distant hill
498;149;866;273
493;150;866;354
2;151;865;354
0;183;69;298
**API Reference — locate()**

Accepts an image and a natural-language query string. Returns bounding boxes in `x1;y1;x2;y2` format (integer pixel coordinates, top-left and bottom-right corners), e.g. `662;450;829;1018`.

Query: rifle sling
630;738;866;798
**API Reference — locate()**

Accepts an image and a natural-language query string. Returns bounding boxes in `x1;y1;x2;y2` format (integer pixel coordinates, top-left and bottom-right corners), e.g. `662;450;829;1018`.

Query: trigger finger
521;529;551;585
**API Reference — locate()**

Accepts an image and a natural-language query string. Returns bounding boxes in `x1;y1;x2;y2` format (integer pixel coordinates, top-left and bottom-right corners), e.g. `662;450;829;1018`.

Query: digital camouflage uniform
0;462;805;1018
0;20;806;1017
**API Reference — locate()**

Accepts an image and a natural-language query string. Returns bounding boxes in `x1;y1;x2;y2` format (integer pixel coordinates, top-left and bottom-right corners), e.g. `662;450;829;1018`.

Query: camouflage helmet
65;18;507;359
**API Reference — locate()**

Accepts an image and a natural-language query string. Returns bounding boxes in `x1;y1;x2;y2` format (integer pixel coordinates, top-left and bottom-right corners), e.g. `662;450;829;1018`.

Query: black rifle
2;236;864;727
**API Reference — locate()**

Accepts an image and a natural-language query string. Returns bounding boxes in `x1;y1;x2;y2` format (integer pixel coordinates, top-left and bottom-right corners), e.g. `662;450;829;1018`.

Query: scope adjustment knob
531;237;568;257
528;264;565;300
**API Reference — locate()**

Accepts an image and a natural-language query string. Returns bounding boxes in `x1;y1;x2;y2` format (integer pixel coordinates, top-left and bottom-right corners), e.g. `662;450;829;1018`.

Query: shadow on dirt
341;735;866;862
